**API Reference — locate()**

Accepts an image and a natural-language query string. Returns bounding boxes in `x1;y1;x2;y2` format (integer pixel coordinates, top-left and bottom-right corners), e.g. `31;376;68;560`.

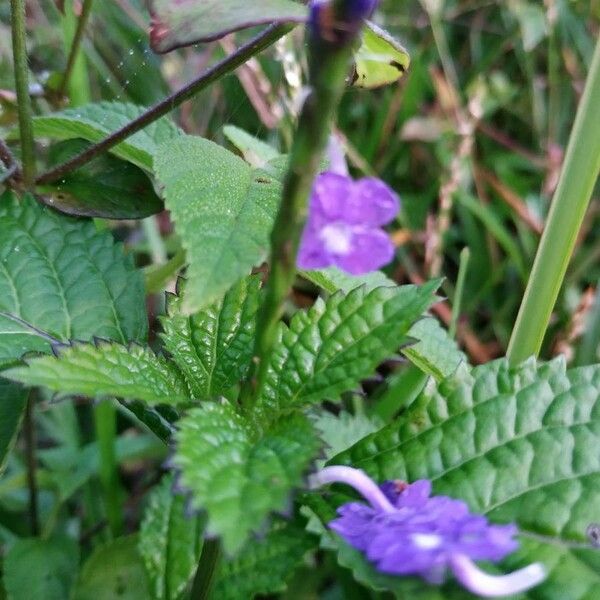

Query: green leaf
148;0;307;53
37;139;163;219
160;276;261;399
154;136;281;312
174;402;320;554
0;380;27;475
223;125;280;168
330;358;600;597
312;410;383;463
0;192;147;369
301;266;396;294
256;281;439;417
352;22;411;89
403;317;467;381
30;102;182;171
4;342;190;405
504;538;600;600
301;269;464;381
4;536;79;600
139;475;204;600
74;536;151;600
214;520;316;599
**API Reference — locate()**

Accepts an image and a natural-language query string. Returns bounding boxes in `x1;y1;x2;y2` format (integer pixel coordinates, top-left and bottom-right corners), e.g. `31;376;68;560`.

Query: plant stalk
189;539;222;600
450;247;470;339
94;400;123;537
36;24;293;184
10;0;36;187
241;1;372;410
24;393;39;535
59;0;94;100
507;37;600;364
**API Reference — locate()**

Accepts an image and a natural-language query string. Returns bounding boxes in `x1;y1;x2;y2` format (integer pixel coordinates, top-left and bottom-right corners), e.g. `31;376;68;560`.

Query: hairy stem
10;0;36;187
24;393;39;535
59;0;94;99
241;1;371;410
189;539;222;600
36;24;293;184
507;37;600;363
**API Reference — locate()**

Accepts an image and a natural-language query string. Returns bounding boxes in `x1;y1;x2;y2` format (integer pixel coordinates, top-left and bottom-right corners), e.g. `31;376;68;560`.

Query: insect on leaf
352;22;410;89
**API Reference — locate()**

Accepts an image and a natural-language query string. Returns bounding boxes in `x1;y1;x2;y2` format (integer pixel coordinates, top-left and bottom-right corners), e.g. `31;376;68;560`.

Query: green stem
10;0;36;187
242;2;367;410
450;247;470;339
575;281;600;367
143;216;168;265
24;393;39;535
36;24;293;185
507;37;600;364
145;248;186;294
94;400;122;537
59;0;94;102
189;539;222;600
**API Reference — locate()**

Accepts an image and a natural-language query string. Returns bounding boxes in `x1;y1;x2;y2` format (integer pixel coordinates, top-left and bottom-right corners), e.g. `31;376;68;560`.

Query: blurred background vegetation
1;0;599;365
0;1;599;593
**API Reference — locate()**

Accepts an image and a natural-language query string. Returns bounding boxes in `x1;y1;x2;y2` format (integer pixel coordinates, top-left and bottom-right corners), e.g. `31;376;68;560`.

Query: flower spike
311;466;547;596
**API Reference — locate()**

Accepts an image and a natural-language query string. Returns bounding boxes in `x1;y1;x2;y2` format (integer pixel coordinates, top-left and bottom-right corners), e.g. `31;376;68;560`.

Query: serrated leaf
160;276;261;399
37;139;163;219
4;342;190;405
256;281;439;417
352;22;410;89
149;0;307;53
214;520;316;599
154;136;281;312
330;357;600;597
4;536;80;600
74;536;151;600
301;269;464;381
174;402;320;554
312;410;383;464
403;317;467;381
0;379;27;475
223;125;280;168
139;475;204;600
301;266;396;294
0;192;147;368
30;102;182;171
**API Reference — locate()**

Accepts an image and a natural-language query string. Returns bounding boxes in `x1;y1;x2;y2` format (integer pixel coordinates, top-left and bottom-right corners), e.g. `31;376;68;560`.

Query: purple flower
298;172;399;274
310;466;546;597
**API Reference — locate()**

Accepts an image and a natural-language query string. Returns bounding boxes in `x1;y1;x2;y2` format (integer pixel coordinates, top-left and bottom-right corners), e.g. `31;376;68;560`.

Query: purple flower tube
310;466;547;597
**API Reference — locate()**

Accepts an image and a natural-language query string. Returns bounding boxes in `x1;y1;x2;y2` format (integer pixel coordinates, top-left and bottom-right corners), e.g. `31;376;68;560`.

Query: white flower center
411;533;443;550
320;223;352;255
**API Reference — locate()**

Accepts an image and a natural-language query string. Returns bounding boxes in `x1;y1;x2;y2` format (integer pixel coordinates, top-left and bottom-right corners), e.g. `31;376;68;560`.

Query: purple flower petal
298;172;399;275
346;178;400;226
311;172;354;221
335;227;395;275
